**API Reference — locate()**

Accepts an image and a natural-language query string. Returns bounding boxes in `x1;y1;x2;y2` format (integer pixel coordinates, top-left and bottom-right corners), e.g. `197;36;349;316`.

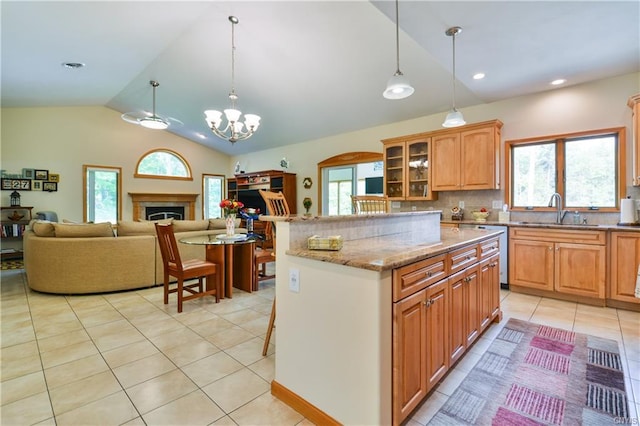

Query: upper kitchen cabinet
382;134;437;201
431;120;503;191
628;94;640;186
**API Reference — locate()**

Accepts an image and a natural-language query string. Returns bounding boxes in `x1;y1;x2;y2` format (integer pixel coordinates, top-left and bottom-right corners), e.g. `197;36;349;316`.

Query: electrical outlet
391;201;401;209
492;200;502;209
458;201;465;209
289;268;300;293
411;206;417;211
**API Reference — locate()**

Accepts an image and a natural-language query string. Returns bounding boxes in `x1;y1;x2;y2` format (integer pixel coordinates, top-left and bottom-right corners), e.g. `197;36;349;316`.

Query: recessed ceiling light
551;79;566;86
473;73;485;80
61;62;85;69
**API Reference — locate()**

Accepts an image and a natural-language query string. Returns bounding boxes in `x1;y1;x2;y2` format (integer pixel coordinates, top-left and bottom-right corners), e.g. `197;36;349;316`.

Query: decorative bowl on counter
472;211;490;222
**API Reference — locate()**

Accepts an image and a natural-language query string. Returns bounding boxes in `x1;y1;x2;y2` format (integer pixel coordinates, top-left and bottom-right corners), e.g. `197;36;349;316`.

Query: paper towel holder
618;196;640;226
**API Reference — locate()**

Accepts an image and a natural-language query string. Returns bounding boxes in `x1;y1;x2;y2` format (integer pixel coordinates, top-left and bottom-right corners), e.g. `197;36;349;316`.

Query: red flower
220;199;244;215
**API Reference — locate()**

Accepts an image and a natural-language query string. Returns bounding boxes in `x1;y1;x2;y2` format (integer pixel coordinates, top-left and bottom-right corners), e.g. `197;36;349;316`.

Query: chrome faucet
548;193;567;224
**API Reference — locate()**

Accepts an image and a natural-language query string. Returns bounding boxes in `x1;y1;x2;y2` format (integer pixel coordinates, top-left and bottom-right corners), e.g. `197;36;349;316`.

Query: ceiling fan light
383;72;415;100
139;116;169;130
442;109;466;128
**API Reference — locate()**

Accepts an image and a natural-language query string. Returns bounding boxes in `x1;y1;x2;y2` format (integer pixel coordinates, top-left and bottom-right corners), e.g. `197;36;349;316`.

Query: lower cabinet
509;228;606;300
392;238;501;425
479;254;500;331
610;232;640;304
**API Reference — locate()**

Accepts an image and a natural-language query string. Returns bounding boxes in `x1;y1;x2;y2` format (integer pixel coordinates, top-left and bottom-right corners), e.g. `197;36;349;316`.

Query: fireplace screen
145;206;185;220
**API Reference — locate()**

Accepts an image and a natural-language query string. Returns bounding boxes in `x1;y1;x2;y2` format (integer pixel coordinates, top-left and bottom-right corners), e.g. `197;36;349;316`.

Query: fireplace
129;193;199;221
145;206;185;220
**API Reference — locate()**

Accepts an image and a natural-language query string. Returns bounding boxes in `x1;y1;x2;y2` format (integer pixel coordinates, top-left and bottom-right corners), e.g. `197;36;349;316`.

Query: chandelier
204;16;261;143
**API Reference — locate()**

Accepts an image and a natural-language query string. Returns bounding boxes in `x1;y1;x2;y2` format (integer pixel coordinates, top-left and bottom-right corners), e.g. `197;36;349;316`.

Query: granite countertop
441;219;640;232
286;228;503;272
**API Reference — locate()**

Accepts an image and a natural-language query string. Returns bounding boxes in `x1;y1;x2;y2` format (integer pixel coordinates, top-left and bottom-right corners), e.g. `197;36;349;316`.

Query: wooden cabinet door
489;254;501;320
479;258;493;331
406;138;435;200
384;140;406;200
460;126;498;190
425;279;449;391
610;232;640;303
464;264;480;347
393;289;428;424
431;133;461;191
448;270;466;365
509;238;554;291
554;243;605;298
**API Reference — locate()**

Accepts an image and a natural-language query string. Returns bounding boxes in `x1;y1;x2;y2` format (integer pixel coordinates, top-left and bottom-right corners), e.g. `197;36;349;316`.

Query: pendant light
205;16;261;143
442;26;466;128
383;0;414;100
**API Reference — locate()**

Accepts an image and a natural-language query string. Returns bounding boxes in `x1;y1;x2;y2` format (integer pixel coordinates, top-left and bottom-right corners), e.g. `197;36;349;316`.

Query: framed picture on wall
48;173;60;183
32;180;42;191
34;169;49;180
22;168;35;179
43;182;57;192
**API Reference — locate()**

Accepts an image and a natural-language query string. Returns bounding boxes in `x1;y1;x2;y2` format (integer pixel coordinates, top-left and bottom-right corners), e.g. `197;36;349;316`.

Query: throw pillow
53;222;114;238
173;219;209;232
116;221;156;236
32;220;56;237
208;218;241;230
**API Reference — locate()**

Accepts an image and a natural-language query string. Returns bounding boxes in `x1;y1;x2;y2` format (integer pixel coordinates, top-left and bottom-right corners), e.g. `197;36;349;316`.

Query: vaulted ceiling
2;1;638;155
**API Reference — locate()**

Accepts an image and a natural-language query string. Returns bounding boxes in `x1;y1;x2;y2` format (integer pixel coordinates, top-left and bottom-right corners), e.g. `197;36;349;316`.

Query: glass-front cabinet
382;135;436;201
383;141;405;200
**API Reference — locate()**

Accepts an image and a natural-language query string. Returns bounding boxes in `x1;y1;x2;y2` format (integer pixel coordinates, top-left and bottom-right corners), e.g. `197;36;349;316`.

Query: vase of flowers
220;199;244;235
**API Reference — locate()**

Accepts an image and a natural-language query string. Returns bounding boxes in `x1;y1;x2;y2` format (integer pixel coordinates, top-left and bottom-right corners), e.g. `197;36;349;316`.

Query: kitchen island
262;211;503;425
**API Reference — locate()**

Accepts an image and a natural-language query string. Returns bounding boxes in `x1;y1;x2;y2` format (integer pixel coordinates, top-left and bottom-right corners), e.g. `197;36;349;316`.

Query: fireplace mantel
129;192;199;221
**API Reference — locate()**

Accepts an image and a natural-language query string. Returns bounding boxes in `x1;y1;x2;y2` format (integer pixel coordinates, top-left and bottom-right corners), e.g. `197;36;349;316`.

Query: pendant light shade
384;71;414;100
442;26;466;127
383;0;414;100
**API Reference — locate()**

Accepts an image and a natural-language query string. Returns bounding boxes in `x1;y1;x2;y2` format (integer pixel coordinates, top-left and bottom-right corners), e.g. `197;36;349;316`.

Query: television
365;176;383;194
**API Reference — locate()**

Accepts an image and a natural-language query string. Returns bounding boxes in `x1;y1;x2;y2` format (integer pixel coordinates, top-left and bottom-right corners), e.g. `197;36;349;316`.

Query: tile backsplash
395;186;640;225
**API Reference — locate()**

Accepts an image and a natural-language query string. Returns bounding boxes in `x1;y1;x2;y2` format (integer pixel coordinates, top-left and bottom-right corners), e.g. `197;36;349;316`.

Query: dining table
179;233;258;298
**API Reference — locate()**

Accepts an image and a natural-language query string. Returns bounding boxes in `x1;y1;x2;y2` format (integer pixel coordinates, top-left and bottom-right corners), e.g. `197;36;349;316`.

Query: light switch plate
289;268;300;293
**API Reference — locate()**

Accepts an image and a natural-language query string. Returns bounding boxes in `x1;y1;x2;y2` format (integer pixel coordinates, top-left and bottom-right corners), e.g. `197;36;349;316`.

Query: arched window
135;149;193;180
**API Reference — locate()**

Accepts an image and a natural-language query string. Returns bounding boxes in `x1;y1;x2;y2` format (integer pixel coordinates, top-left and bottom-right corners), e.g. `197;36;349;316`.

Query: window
507;128;625;211
134;149;192;180
83;165;121;223
202;174;225;218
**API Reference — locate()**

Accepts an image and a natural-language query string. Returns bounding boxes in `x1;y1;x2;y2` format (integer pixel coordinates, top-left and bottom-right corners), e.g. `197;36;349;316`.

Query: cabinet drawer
449;244;479;274
393;254;447;302
509;227;605;245
480;237;499;260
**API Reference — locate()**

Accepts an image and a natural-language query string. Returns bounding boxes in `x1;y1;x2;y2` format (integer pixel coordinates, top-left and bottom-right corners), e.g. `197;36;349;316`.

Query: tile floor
1;267;639;425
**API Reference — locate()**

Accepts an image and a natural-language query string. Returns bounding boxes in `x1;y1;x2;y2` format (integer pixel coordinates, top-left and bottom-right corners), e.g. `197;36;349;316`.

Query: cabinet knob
426;271;433;277
423;300;431;307
466;255;471;260
548;246;553;251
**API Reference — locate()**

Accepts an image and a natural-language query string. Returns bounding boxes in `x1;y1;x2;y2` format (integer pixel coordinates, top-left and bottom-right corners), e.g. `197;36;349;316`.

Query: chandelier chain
394;0;400;73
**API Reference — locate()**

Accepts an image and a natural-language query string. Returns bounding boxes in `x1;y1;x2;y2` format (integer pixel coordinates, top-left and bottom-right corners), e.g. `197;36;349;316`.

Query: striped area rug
428;318;630;425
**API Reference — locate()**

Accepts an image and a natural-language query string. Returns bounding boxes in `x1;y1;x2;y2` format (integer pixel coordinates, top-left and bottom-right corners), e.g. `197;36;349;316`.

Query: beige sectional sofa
23;218;244;294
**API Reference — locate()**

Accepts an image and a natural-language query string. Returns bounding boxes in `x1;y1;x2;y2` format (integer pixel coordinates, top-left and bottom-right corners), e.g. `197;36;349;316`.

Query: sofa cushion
117;221;156;236
208;218;241;230
53;222;114;238
32;221;56;237
173;219;209;232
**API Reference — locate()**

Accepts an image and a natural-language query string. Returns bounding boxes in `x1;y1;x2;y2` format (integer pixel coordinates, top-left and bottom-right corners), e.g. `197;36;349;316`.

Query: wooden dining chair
351;194;389;214
258;189;291;356
155;223;222;313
